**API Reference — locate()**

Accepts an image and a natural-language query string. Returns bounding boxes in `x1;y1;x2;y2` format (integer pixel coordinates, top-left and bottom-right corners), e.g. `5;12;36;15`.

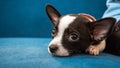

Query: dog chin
52;53;70;57
48;49;70;56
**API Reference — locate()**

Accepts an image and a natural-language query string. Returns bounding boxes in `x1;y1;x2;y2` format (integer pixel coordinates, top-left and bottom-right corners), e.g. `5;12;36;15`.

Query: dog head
46;4;116;56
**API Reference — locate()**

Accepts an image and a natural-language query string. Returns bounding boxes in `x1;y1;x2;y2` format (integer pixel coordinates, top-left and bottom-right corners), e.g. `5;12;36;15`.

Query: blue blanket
0;38;120;68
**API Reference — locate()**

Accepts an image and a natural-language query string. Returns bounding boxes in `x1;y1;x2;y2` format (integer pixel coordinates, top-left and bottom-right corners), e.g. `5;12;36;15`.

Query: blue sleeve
102;0;120;22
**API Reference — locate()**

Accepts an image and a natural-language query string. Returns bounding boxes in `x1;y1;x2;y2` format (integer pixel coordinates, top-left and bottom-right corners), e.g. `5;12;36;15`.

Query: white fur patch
48;15;77;56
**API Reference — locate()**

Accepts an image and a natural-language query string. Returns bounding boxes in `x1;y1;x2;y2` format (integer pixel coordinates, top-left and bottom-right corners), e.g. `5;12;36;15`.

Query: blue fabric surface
0;38;120;68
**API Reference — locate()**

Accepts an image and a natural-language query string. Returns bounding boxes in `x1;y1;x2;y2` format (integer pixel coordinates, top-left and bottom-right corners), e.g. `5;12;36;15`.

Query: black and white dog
46;4;120;56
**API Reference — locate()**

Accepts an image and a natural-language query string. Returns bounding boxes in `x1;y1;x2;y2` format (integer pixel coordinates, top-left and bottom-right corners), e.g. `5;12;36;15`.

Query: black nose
49;45;58;53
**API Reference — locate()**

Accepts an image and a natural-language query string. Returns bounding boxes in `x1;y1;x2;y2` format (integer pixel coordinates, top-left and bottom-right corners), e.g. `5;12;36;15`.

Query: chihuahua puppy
46;4;120;56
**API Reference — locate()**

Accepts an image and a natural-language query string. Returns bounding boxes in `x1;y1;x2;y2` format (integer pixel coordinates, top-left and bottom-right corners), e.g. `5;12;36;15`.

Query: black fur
104;21;120;56
61;15;92;54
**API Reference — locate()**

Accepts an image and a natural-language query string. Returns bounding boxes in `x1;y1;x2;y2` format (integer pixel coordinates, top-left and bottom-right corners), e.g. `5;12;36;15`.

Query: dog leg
86;40;106;55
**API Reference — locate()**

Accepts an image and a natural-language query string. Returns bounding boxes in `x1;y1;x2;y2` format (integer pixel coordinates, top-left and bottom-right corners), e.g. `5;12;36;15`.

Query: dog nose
49;45;58;53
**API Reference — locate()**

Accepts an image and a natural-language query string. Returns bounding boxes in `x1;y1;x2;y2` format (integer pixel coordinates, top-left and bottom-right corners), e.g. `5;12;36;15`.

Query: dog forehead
58;15;77;29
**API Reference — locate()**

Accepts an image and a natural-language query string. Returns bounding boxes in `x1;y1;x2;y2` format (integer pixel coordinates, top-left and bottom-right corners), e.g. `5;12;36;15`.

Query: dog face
46;5;116;56
48;15;92;56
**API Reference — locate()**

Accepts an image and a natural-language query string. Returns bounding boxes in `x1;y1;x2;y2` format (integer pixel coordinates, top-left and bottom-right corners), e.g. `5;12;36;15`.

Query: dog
46;4;120;56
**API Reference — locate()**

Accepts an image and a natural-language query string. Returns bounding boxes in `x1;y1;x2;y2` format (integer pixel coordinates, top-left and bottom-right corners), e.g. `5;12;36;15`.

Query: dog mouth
49;50;82;57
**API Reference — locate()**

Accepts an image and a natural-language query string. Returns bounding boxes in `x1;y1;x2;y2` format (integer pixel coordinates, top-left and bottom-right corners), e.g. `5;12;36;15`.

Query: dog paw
86;46;100;56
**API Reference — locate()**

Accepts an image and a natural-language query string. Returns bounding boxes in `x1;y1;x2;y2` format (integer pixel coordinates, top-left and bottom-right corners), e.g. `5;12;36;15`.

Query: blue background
0;0;106;37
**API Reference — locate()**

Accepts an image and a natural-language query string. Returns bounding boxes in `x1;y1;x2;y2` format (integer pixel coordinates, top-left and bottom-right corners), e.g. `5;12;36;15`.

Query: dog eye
68;33;79;42
51;29;57;38
52;29;56;34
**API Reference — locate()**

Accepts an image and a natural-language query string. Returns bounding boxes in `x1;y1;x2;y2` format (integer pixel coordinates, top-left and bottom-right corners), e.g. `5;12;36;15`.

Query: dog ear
46;4;61;26
91;18;116;41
